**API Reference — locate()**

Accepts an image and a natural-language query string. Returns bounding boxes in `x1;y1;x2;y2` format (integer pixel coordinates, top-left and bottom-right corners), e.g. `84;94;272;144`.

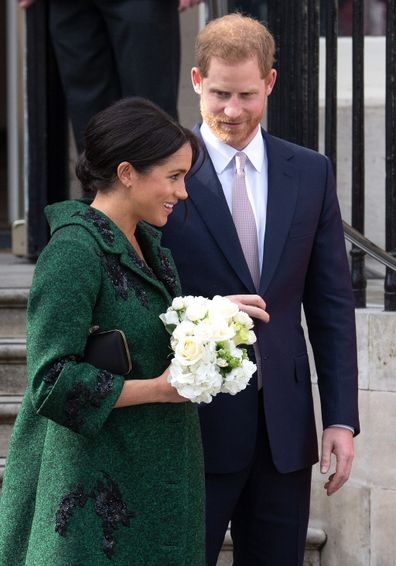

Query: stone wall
309;309;396;566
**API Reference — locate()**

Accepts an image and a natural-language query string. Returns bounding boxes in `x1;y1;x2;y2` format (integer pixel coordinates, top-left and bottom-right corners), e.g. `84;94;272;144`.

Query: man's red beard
200;100;258;149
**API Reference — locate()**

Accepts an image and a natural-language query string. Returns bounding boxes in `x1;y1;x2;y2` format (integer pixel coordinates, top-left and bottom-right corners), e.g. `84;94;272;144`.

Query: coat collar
45;200;181;299
189;125;299;294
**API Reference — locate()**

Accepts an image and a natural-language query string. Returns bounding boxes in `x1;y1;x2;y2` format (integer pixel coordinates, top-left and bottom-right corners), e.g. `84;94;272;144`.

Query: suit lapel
188;129;257;292
260;132;299;294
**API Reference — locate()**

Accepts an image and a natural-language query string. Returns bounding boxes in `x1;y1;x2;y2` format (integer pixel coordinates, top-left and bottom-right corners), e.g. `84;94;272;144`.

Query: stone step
0;395;22;459
0;288;29;338
218;526;327;566
0;338;27;396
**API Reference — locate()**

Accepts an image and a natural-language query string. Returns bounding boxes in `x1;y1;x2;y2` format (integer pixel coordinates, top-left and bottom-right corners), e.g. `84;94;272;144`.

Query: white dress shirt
200;122;267;272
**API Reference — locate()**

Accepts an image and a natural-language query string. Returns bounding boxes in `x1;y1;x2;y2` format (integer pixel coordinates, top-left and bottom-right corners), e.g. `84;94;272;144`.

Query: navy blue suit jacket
162;127;359;474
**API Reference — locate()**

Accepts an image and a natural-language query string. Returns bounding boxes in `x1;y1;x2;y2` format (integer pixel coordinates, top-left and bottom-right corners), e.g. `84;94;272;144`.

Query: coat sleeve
26;228;125;438
302;156;360;435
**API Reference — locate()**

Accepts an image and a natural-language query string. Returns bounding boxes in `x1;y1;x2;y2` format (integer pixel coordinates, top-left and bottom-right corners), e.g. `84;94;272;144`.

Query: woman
0;98;204;565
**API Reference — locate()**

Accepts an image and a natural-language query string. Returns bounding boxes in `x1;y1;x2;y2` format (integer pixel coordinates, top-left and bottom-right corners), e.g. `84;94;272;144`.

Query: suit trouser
48;0;180;151
205;393;312;566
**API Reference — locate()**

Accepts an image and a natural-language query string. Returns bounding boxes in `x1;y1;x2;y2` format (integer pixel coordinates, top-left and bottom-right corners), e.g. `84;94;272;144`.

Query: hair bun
75;152;96;193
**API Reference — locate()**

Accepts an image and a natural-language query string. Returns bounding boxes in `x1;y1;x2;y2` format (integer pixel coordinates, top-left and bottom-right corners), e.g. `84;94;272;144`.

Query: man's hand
226;294;270;323
178;0;203;12
320;427;354;496
17;0;37;8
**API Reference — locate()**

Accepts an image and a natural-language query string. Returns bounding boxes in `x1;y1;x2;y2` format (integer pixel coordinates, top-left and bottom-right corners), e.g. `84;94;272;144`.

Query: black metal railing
24;1;396;310
344;221;396;272
351;0;366;307
264;0;396;310
385;0;396;309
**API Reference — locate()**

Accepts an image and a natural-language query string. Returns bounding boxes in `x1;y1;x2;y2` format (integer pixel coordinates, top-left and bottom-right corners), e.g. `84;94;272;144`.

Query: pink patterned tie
232;152;262;389
232;152;261;290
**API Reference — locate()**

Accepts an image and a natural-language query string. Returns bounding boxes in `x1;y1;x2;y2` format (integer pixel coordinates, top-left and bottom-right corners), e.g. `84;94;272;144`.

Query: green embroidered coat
0;201;205;566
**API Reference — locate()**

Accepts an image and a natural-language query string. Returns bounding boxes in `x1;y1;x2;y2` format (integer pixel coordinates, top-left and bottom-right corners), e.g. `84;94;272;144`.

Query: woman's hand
155;368;188;403
226;294;270;323
115;366;187;407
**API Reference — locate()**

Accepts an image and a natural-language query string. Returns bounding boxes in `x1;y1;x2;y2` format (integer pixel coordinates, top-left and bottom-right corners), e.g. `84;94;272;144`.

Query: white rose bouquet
159;295;257;403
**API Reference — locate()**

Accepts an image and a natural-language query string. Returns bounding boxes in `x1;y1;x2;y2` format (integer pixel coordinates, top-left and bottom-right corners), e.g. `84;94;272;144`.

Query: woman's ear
117;161;135;189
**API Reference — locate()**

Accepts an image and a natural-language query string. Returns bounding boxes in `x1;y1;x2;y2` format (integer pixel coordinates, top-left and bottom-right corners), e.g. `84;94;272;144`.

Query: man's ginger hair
195;13;276;79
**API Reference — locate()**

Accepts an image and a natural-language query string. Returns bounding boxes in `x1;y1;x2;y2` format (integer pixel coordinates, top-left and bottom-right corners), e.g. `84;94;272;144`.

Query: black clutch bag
83;328;132;376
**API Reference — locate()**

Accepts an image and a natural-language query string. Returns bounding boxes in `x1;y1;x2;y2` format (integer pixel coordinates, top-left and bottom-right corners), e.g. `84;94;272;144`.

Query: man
18;0;203;151
162;13;359;566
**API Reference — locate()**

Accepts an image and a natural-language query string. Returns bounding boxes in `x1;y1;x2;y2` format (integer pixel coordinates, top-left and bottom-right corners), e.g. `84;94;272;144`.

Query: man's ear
191;67;203;95
265;69;277;96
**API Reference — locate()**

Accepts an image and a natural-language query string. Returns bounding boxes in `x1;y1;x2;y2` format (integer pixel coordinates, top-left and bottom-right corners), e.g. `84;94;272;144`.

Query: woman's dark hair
75;97;201;193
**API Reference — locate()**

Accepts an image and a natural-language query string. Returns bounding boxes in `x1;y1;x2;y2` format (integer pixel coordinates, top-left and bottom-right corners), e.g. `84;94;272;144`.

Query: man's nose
223;97;242;119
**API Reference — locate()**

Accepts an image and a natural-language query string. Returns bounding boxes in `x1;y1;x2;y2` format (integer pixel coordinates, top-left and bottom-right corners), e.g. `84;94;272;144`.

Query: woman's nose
176;183;188;201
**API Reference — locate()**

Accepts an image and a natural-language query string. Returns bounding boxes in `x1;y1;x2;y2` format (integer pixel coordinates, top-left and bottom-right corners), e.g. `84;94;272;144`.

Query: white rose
174;336;205;366
232;311;254;328
185;299;208;322
159;309;180;328
209;316;236;341
182;295;196;307
172;320;196;340
208;295;239;321
194;319;214;342
171;297;186;311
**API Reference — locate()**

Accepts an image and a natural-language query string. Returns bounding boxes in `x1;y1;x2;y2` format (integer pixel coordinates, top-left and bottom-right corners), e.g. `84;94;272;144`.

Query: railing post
324;0;338;176
350;0;366;308
267;0;319;150
385;0;396;311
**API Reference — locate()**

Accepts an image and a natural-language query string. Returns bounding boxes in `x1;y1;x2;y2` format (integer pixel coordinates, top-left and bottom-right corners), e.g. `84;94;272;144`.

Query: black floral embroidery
55;473;134;560
64;383;91;431
72;209;114;246
157;249;177;295
99;253;129;300
99;252;149;308
127;250;157;280
91;473;135;559
91;370;114;407
42;355;81;386
64;370;114;431
55;485;89;536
